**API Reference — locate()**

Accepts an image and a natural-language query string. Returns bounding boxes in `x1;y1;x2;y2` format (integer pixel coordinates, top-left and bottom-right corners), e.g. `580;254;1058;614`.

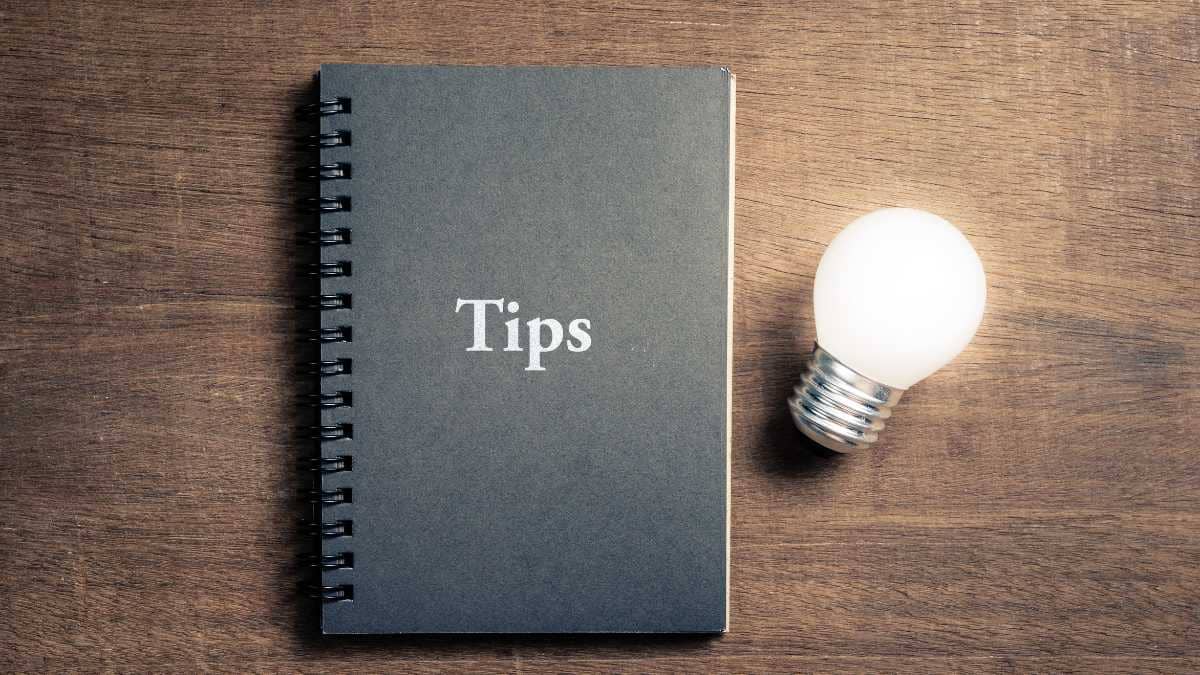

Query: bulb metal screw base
788;345;904;453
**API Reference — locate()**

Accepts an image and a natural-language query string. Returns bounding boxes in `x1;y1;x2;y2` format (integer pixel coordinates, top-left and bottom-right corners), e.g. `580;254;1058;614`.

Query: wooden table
2;2;1197;672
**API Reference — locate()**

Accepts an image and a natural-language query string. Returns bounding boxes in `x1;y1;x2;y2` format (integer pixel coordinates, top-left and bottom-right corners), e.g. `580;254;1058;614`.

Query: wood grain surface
2;1;1197;672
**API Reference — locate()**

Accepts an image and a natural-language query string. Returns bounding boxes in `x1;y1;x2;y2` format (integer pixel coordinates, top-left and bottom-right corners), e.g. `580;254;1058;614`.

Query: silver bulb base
788;345;905;453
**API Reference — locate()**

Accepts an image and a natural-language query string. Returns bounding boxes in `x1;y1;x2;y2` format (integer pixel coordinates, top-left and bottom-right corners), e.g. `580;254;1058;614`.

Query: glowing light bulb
789;208;986;452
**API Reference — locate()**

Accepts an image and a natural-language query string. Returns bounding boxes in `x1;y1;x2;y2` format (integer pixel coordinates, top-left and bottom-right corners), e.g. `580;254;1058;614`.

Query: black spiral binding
299;95;354;603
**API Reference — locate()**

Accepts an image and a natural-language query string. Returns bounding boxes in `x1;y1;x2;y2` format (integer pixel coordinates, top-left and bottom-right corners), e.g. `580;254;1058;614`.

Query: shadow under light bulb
789;208;987;453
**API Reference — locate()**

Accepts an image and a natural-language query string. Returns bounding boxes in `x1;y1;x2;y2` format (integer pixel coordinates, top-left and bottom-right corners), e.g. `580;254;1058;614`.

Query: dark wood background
2;1;1197;672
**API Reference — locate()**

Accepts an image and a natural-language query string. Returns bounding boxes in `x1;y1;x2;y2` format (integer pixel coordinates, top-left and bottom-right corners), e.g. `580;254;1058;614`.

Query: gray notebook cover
315;64;733;634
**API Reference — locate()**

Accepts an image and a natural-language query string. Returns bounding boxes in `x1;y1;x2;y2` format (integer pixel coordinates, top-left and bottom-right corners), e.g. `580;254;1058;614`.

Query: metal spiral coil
302;583;354;602
297;97;352;118
302;130;351;148
300;454;353;472
299;293;352;310
303;552;354;570
306;487;353;505
302;196;351;213
299;228;351;246
300;358;352;377
306;519;354;538
298;92;354;604
305;261;352;278
303;391;353;409
302;326;352;343
298;163;352;180
305;423;353;441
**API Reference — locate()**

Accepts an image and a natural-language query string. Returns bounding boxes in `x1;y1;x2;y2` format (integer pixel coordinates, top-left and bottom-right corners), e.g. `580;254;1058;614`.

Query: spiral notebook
301;64;733;634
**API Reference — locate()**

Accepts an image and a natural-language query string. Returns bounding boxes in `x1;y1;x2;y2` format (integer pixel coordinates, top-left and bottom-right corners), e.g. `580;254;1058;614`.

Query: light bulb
789;208;986;452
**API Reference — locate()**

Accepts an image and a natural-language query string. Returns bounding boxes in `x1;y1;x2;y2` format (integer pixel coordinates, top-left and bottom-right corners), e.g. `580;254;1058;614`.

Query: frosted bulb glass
814;208;986;388
789;208;986;452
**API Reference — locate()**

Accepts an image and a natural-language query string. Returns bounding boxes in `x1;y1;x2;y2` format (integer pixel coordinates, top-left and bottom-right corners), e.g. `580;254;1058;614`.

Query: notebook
300;64;734;634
